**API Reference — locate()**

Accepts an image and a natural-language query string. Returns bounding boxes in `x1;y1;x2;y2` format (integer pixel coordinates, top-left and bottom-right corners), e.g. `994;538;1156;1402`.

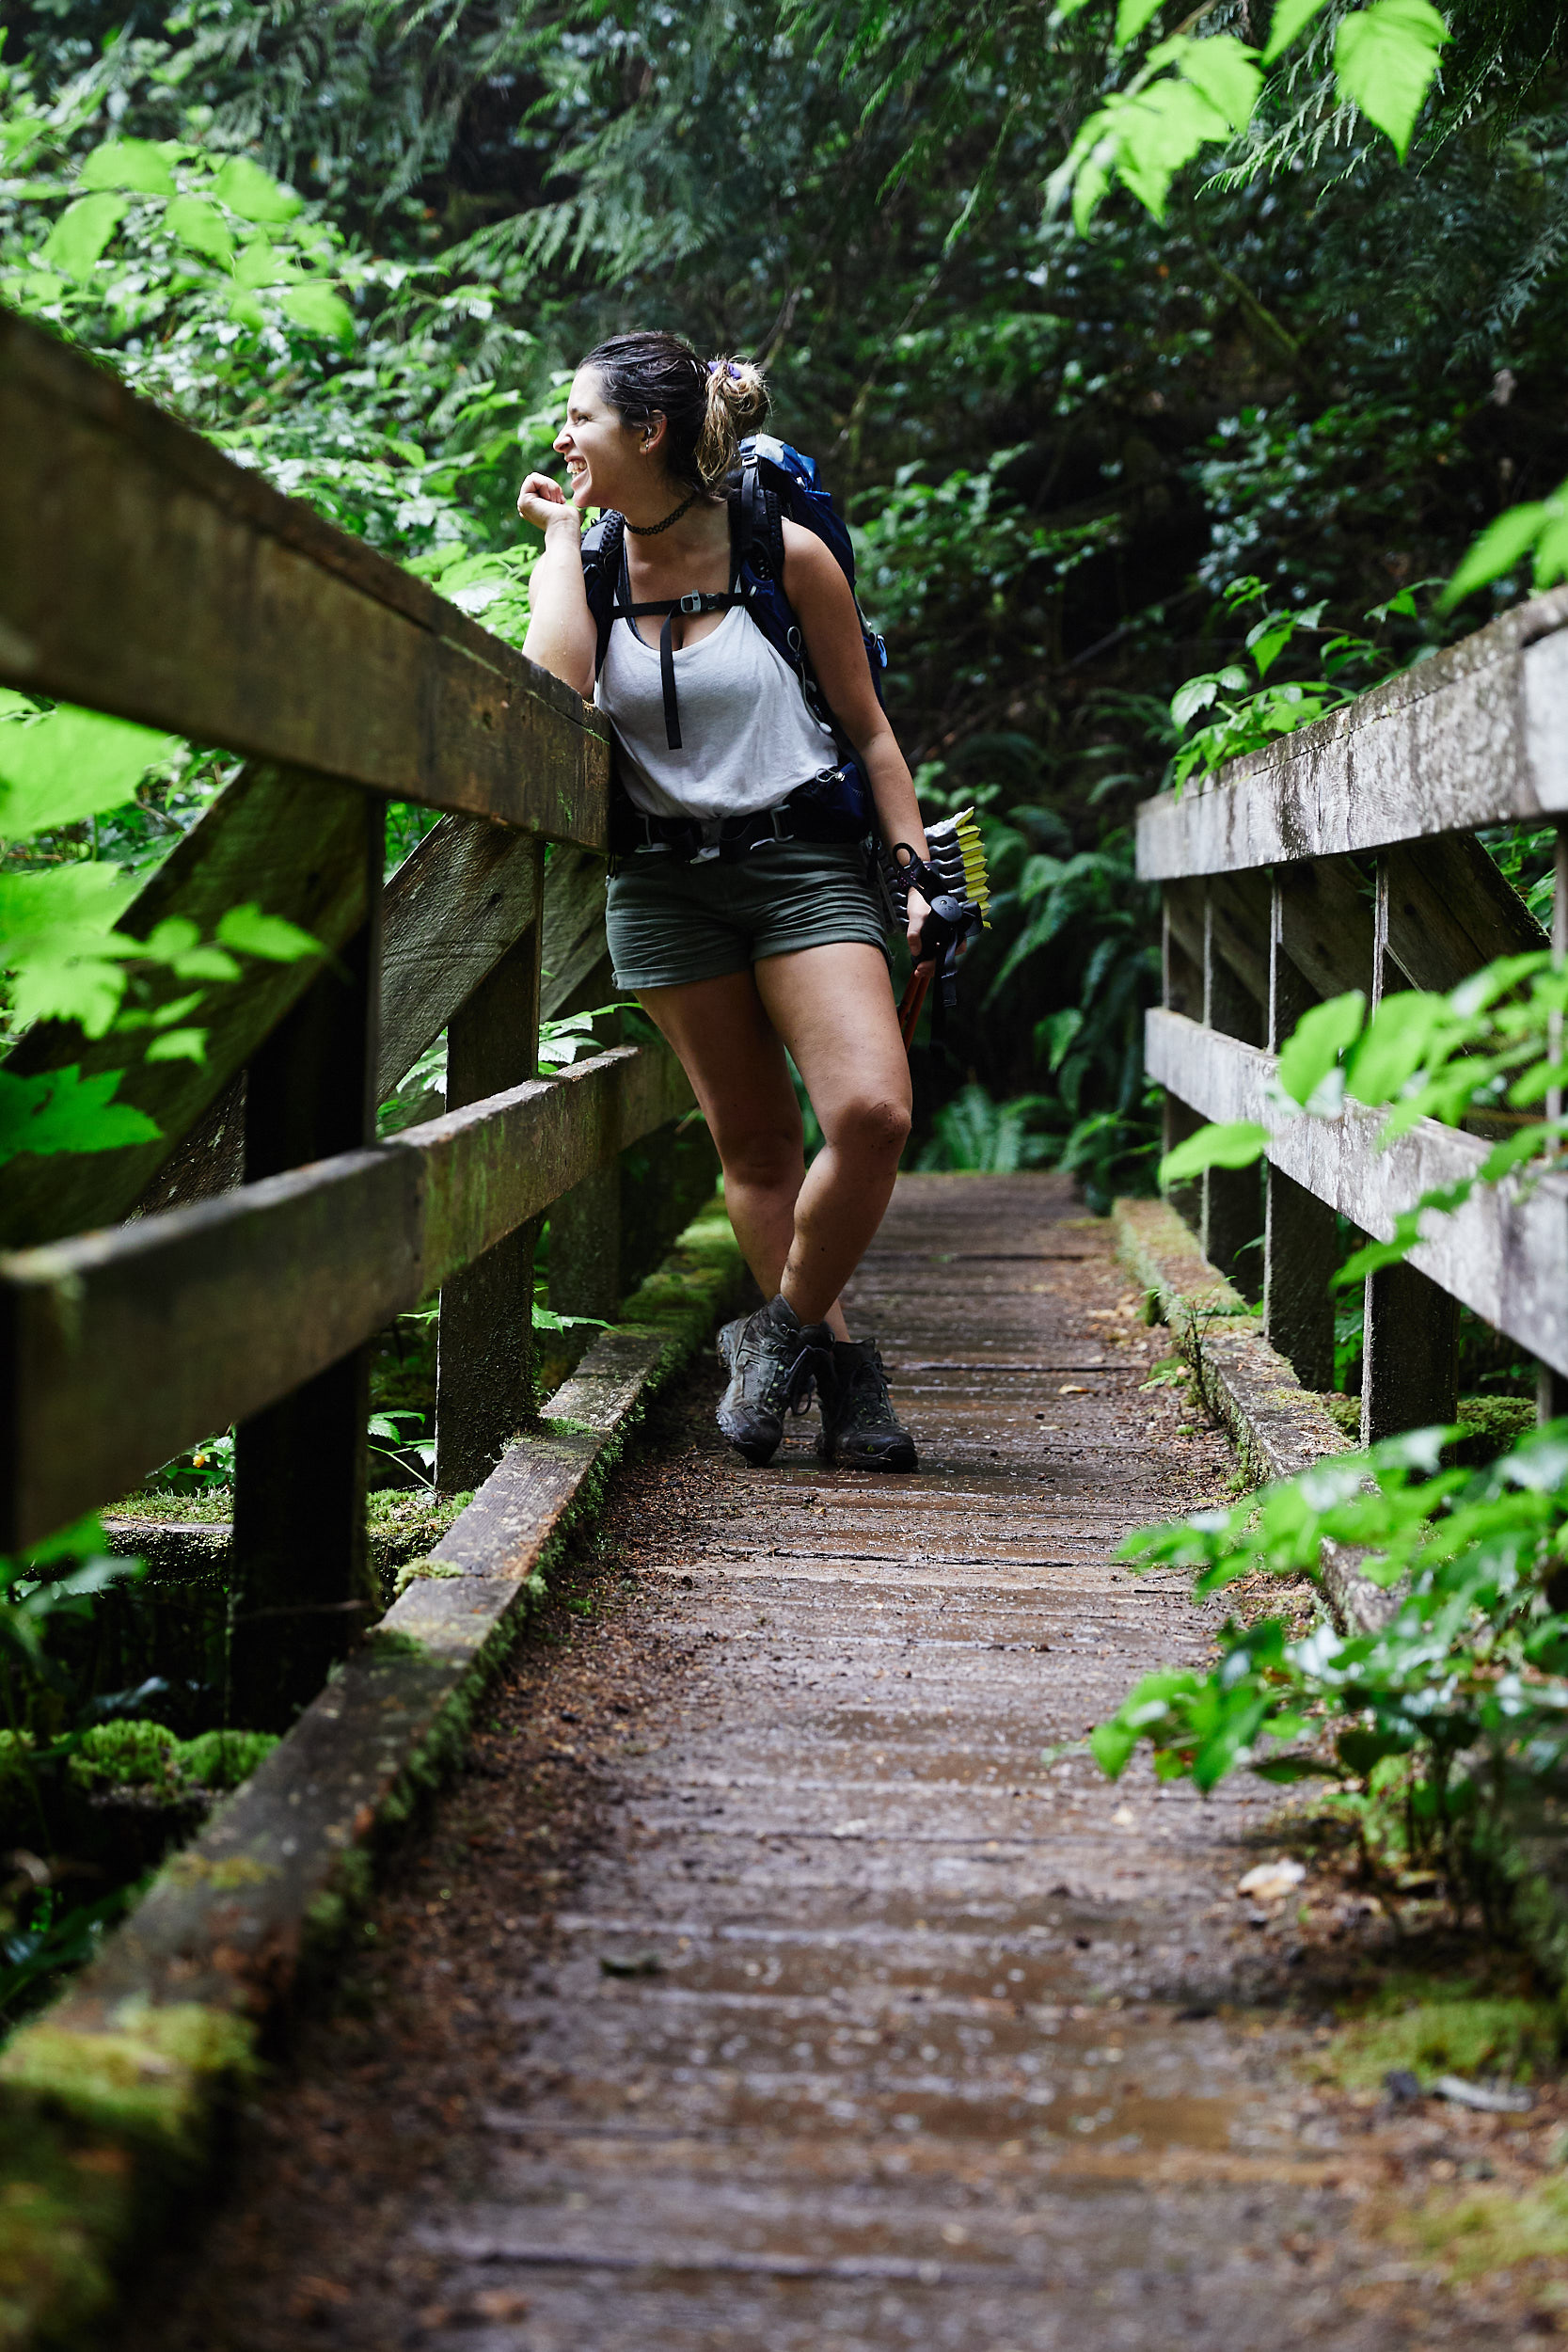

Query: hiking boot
716;1295;832;1467
817;1339;918;1471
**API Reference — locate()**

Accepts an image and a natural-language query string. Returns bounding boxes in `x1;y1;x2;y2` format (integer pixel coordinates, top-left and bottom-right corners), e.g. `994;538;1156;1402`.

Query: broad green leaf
1275;990;1366;1107
1334;0;1449;160
1159;1120;1269;1184
1170;676;1219;726
1175;34;1263;128
1114;0;1164;46
0;705;173;840
165;195;233;266
12;957;126;1037
234;237;284;290
1089;1719;1139;1776
142;918;199;961
1530;504;1568;590
41;193;128;281
214;903;322;962
1440;498;1547;610
144;1028;208;1065
1116;77;1230;220
228;288;268;331
213;156;304;224
1345;990;1446;1104
278;282;356;345
1263;0;1332;60
0;1067;160;1168
1070;136;1117;234
1246;618;1293;676
169;946;243;982
78;138;174;197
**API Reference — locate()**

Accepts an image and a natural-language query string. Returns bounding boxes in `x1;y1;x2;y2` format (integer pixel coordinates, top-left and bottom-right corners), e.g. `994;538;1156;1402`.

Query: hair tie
706;359;743;380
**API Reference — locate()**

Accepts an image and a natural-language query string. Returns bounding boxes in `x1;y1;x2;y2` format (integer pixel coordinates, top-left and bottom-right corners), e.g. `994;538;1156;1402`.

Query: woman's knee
713;1114;804;1193
825;1089;911;1162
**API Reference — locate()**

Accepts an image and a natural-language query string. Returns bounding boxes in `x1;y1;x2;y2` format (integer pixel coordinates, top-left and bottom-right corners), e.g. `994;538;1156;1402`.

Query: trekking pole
882;809;990;1049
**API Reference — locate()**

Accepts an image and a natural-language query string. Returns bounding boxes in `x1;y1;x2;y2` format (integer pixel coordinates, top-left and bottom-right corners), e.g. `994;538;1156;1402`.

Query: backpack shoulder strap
729;458;785;587
579;509;626;676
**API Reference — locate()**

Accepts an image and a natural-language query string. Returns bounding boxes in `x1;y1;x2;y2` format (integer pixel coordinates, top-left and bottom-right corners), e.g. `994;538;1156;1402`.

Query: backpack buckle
679;591;705;614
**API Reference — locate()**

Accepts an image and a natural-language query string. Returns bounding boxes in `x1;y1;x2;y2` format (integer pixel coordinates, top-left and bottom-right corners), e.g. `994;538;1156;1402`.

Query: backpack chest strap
608;588;755;751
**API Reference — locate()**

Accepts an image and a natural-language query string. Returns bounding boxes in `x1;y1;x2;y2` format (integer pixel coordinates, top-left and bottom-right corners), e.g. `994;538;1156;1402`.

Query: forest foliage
4;0;1566;1200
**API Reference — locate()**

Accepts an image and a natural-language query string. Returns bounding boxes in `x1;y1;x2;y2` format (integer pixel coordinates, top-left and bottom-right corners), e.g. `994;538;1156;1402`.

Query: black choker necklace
625;488;700;536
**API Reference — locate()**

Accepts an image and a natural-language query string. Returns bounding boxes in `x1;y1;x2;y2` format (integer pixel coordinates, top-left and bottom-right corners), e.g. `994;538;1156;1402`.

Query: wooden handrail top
1137;585;1568;881
0;309;610;847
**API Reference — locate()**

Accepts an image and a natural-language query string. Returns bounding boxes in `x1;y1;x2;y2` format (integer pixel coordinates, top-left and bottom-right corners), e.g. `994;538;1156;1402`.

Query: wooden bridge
1;309;1565;2349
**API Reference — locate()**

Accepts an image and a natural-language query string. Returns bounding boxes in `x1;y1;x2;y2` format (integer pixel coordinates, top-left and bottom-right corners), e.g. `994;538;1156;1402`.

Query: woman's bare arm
517;475;595;700
783;523;933;957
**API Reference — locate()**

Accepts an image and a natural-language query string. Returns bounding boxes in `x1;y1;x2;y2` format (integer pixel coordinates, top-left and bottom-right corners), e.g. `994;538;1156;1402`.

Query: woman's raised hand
517;472;581;535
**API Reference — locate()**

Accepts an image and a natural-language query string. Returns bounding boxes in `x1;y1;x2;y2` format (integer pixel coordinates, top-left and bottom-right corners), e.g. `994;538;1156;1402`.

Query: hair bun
696;353;771;486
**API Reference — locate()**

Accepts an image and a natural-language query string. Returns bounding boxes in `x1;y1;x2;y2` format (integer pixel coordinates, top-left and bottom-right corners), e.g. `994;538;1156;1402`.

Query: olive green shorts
606;839;889;993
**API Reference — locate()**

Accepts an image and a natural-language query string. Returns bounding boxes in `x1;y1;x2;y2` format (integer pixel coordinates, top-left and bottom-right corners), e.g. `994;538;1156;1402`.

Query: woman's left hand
906;888;933;967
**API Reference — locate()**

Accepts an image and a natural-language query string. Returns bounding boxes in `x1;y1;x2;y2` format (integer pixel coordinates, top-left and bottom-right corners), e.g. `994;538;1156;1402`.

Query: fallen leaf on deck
1236;1858;1306;1902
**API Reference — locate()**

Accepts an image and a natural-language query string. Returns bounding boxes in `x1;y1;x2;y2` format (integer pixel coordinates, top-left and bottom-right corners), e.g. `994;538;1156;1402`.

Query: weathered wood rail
0;310;701;1706
1137;586;1568;1441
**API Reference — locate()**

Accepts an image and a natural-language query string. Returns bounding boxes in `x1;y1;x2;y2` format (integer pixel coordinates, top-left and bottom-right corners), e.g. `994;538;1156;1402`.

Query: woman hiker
517;329;933;1473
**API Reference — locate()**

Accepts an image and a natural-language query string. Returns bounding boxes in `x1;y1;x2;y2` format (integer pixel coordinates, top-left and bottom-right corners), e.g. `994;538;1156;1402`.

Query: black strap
607;587;752;751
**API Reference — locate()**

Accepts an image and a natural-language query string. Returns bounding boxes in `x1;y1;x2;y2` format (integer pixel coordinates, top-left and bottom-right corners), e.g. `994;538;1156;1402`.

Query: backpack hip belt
609;768;870;867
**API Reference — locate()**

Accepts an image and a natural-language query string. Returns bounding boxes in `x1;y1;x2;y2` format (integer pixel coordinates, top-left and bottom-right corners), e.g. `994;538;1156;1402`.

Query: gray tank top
595;604;837;824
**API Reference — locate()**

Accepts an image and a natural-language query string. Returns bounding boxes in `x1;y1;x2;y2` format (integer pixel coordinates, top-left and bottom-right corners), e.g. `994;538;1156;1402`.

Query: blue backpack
579;434;888;849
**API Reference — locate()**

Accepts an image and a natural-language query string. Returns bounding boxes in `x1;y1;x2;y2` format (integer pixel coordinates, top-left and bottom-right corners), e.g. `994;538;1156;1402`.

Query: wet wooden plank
0;1043;694;1547
1137;586;1568;879
0;310;609;846
1146;1004;1568;1377
1380;828;1546;991
378;817;545;1099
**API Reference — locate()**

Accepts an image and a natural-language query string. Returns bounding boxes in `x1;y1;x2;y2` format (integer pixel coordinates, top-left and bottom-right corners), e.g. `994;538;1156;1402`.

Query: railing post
1361;856;1459;1443
1543;825;1568;1423
1261;873;1338;1390
1200;881;1265;1300
231;788;384;1727
436;840;546;1493
545;952;622;1363
1160;882;1205;1232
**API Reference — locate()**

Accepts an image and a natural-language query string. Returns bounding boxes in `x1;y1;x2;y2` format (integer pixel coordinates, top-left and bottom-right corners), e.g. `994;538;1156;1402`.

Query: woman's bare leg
752;942;911;1325
635;944;910;1338
633;969;824;1316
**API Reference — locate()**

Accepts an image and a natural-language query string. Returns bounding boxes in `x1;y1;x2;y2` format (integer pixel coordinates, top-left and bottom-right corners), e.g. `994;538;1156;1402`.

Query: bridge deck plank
113;1172;1490;2352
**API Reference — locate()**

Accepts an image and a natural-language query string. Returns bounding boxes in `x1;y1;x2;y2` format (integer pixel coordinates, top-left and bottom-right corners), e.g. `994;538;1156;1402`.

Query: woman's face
554;367;649;512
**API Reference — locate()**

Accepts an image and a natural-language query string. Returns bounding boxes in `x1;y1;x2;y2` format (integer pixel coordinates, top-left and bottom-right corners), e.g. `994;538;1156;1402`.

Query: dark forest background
4;0;1566;1200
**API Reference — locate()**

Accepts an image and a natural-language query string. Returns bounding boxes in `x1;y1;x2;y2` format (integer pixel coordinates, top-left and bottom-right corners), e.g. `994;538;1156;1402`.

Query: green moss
173;1730;277;1792
103;1489;233;1527
68;1721;179;1795
67;1721;277;1798
1386;2172;1568;2283
1325;1994;1560;2091
364;1627;430;1660
0;2002;257;2159
1451;1394;1539;1465
392;1555;464;1597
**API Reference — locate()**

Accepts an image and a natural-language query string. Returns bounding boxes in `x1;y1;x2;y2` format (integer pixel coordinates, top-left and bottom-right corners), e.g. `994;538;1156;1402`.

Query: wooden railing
1137;586;1568;1443
0;311;701;1719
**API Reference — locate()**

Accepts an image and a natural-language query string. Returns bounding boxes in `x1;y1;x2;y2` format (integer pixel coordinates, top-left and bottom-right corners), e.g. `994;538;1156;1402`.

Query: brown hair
581;329;770;494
